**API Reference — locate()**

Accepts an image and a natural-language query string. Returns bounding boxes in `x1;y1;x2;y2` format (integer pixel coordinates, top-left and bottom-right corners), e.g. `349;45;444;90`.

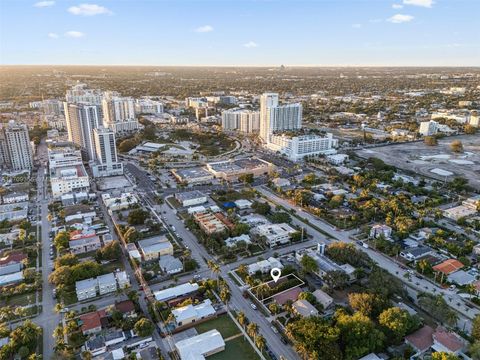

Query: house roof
433;327;464;352
432;259;464;275
80;312;101;332
175;329;225;360
115;300;135;314
405;325;434;352
0;251;26;266
273;287;302;305
154;282;199;302
312;289;333;308
292;299;319;317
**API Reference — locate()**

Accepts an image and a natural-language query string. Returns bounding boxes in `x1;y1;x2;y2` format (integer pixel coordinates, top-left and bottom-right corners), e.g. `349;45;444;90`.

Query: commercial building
252;223;296;247
206;157;274;181
101;193;138;211
135;99;164;115
0;121;34;170
64;102;102;160
193;211;228;234
175;329;225;360
259;93;302;142
175;190;208;207
419;120;438;136
50;164;90;199
91;127;123;177
171;167;214;185
137;236;174;261
221;108;260;133
48;145;83;169
102;92;139;133
171;299;216;327
247;257;284;275
154;282;199;302
267;133;338;161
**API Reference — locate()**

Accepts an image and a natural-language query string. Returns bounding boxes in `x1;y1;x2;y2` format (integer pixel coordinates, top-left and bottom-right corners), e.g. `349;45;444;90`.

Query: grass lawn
208;336;259;360
1;292;36;306
195;315;240;339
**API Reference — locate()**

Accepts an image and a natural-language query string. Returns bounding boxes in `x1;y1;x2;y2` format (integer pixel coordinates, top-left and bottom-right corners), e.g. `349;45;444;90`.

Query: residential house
76;278;98;301
115;271;130;289
405;325;434;355
292;299;319;317
85;335;107;357
175;329;225;360
69;231;101;254
369;224;392;239
171;299;216;327
159;255;183;275
138;236;173;261
79;311;102;335
154;282;199;303
312;289;333;309
115;300;136;318
400;247;433;262
97;273;117;295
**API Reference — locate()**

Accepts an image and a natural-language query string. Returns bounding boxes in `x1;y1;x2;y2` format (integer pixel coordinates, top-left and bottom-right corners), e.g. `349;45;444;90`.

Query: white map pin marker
270;268;281;283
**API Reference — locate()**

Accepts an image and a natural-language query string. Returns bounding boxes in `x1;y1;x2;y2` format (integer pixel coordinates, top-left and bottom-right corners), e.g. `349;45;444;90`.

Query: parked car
250;303;257;310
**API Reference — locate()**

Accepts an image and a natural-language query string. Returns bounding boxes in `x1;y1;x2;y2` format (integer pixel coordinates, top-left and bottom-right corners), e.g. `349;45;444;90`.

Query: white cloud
392;4;404;9
68;3;112;16
352;23;362;28
34;1;55;7
243;41;259;48
48;32;59;39
387;14;414;23
195;25;214;33
64;31;85;38
403;0;434;7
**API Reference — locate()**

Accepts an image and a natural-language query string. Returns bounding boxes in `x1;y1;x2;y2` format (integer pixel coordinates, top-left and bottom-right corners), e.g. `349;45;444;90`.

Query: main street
33;140;59;360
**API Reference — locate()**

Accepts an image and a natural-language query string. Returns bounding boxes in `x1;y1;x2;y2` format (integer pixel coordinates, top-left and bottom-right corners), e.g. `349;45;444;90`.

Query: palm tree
255;283;270;301
219;287;231;309
255;334;266;353
247;322;258;341
236;311;246;330
237;264;248;278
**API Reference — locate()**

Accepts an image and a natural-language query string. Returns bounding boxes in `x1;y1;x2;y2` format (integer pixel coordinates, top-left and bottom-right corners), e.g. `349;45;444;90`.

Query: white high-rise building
468;111;479;127
66;83;105;104
135;99;164;115
91;127;123;177
102;93;139;133
1;121;34;170
419;120;439;136
267;133;338;161
259;93;302;142
64;102;102;160
221;109;260;133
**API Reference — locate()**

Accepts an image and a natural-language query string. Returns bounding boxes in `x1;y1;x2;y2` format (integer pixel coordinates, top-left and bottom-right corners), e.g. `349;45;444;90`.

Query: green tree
127;209;149;225
378;307;418;342
324;270;349;290
285;316;342;360
96;241;121;261
472;314;480;341
424;136;438;146
300;255;319;274
54;231;70;251
431;353;461;360
335;310;385;360
133;318;154;337
450;140;464;153
465;124;477;135
348;293;388;318
251;201;271;215
238;173;254;184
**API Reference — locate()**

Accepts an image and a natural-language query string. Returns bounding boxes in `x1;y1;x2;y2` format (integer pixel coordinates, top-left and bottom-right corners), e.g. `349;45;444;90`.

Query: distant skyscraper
66;83;105;104
259;93;302;142
91;127;123;177
64;102;102;160
1;120;33;170
102;92;138;133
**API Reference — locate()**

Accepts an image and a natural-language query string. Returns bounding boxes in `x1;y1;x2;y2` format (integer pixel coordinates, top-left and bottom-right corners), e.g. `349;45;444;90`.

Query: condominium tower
259;93;302;142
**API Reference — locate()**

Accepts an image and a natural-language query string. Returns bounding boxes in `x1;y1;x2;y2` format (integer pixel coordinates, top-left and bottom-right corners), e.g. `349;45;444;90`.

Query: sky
0;0;479;66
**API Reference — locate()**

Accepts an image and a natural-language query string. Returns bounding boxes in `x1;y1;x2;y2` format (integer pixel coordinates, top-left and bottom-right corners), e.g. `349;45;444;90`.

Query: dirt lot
355;134;480;189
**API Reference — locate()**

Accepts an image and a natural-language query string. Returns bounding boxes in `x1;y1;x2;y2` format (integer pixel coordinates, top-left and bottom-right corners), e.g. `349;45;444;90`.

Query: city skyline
1;0;479;66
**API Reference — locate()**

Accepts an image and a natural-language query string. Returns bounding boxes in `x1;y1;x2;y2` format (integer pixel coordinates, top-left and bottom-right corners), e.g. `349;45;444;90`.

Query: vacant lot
355;134;480;189
195;314;240;339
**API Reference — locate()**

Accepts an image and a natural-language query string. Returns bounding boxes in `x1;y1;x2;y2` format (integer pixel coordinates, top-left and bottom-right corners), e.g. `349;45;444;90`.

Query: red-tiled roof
115;300;135;314
433;327;464;352
0;251;27;267
79;312;101;332
432;259;464;275
405;325;434;352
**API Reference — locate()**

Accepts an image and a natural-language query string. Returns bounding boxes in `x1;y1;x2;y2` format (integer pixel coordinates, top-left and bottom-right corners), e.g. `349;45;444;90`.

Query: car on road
270;326;278;334
250;303;257;310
